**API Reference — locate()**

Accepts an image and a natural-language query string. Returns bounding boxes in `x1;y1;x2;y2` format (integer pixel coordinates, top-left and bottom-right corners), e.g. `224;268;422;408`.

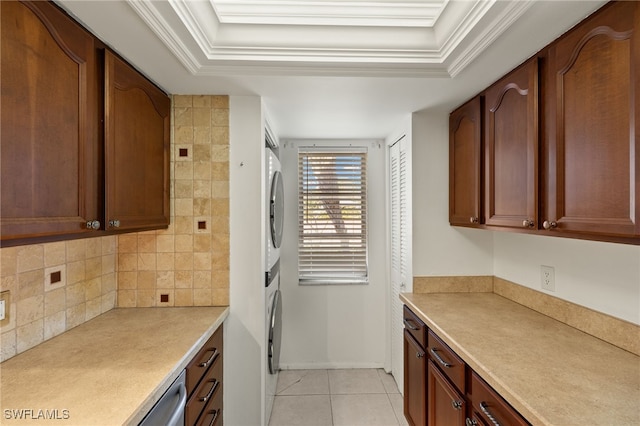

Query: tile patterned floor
269;369;409;426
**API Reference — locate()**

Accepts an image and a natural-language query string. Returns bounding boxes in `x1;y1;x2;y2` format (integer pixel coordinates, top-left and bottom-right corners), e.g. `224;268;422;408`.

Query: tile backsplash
1;237;117;361
116;95;230;308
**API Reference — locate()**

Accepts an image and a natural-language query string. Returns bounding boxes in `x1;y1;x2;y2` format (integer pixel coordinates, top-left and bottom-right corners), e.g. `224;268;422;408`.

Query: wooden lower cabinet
185;326;223;426
427;360;466;426
403;305;530;426
404;329;427;426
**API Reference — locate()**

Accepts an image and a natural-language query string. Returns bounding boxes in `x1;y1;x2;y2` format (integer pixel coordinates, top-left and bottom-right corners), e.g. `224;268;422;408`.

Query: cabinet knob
109;219;121;228
451;400;463;410
542;220;557;230
469;216;479;224
86;220;100;230
466;418;479;426
416;352;424;358
522;219;534;228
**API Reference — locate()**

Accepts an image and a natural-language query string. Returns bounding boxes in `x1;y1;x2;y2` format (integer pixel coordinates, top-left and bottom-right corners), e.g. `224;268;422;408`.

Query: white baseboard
279;362;385;370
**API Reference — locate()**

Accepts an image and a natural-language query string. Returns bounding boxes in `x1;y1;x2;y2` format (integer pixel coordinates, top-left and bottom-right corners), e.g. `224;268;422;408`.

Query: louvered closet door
390;136;411;392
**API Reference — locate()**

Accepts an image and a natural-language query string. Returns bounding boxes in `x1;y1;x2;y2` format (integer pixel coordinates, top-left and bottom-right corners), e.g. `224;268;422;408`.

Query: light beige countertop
401;292;640;426
0;306;229;425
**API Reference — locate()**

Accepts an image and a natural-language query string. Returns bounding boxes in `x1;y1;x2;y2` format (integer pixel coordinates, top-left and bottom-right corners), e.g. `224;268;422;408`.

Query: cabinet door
1;0;99;243
544;1;639;239
427;360;466;426
104;50;170;232
485;59;539;230
403;330;426;426
449;97;483;226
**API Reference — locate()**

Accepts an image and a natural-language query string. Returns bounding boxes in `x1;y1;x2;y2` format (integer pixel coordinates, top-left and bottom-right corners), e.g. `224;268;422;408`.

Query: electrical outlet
0;290;10;324
541;265;555;292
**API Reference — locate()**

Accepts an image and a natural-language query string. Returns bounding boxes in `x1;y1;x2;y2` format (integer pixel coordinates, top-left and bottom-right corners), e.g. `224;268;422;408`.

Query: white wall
279;139;388;369
411;108;640;325
411;109;494;276
227;96;265;426
493;233;640;325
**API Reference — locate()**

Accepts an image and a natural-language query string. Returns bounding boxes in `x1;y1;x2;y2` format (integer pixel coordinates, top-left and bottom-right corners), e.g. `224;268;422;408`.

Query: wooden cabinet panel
485;59;539;230
186;326;223;426
470;372;529;426
404;330;427;426
427;360;466;426
449;96;483;227
0;0;99;243
544;1;639;238
104;50;170;232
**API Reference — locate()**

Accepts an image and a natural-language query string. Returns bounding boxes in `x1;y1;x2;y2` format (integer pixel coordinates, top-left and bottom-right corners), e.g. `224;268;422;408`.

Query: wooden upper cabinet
104;51;170;232
449;97;483;227
0;0;99;244
544;1;639;239
485;59;539;230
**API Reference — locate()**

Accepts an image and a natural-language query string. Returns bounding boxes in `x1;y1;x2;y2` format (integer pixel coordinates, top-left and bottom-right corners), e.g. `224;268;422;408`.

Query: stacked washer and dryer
265;127;283;425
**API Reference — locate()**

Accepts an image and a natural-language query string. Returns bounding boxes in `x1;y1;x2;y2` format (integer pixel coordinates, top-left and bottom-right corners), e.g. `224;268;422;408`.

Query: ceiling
57;0;606;140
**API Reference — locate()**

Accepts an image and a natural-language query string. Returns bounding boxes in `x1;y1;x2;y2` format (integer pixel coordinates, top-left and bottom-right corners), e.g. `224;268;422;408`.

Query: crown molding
211;0;447;27
126;0;538;78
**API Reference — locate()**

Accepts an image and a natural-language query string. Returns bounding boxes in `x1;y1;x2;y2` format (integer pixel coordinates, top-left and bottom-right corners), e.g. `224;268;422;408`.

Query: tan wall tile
66;303;86;329
1;247;18;277
211;145;229;162
157;253;176;271
85;277;101;301
137;253;157;271
44;242;66;267
212;96;229;109
173;95;193;108
194;235;212;252
175;289;194;306
194;253;212;271
16;295;44;327
66;240;86;262
193;108;211;127
156;235;175;253
211;108;229;127
157;271;175;289
137;290;155;307
194;180;212;198
193;271;212;289
44;288;66;316
138;235;157;253
101;292;116;313
17;269;44;301
44;311;66;340
118;254;138;272
102;236;117;255
174;107;193;127
66;283;85;307
175;126;195;144
194;128;211;145
86;298;102;321
85;238;102;258
213;288;229;306
211;163;229;180
175;235;194;252
118;271;138;290
102;254;116;274
192;95;211;108
193;288;212;306
175;271;193;289
175;198;194;216
175;180;194;198
117;290;136;308
16;319;43;353
1;330;17;362
211;182;229;199
66;260;86;285
175;253;194;270
137;271;156;290
212;271;229;289
86;257;102;280
102;273;117;294
118;235;138;253
193;199;211;216
1;275;17;295
175;162;194;180
174;217;194;235
211;127;229;145
17;245;44;273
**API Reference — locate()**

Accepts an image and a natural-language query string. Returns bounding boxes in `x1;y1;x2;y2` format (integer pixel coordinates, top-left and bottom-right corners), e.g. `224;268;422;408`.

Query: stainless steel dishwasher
139;370;186;426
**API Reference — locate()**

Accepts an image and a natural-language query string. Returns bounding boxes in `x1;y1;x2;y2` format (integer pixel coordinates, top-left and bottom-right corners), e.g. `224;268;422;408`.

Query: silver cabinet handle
403;318;419;331
469;216;479;224
451;400;463;410
109;219;120;228
416;352;424;358
86;220;100;230
466;418;479;426
198;378;220;403
522;219;534;228
430;347;452;368
480;402;501;426
542;220;557;230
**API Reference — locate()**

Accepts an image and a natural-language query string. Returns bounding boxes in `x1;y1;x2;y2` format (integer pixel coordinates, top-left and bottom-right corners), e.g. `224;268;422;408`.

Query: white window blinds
298;149;368;285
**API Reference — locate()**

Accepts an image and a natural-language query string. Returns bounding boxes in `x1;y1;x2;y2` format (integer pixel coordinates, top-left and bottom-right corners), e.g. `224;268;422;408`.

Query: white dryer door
270;170;284;249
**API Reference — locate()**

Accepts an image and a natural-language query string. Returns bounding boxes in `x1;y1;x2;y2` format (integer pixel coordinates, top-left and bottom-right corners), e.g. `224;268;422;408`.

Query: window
298;148;368;284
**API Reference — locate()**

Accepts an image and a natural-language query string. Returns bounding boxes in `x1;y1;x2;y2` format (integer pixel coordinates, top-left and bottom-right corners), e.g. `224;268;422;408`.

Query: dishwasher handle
166;382;187;426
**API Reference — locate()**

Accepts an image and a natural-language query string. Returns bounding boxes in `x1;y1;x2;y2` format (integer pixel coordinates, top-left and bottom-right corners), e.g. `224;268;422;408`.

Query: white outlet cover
0;299;5;321
44;265;67;292
541;265;555;292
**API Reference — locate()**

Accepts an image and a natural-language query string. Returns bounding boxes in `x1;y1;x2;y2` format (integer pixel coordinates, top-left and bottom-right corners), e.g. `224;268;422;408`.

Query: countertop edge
124;306;229;426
